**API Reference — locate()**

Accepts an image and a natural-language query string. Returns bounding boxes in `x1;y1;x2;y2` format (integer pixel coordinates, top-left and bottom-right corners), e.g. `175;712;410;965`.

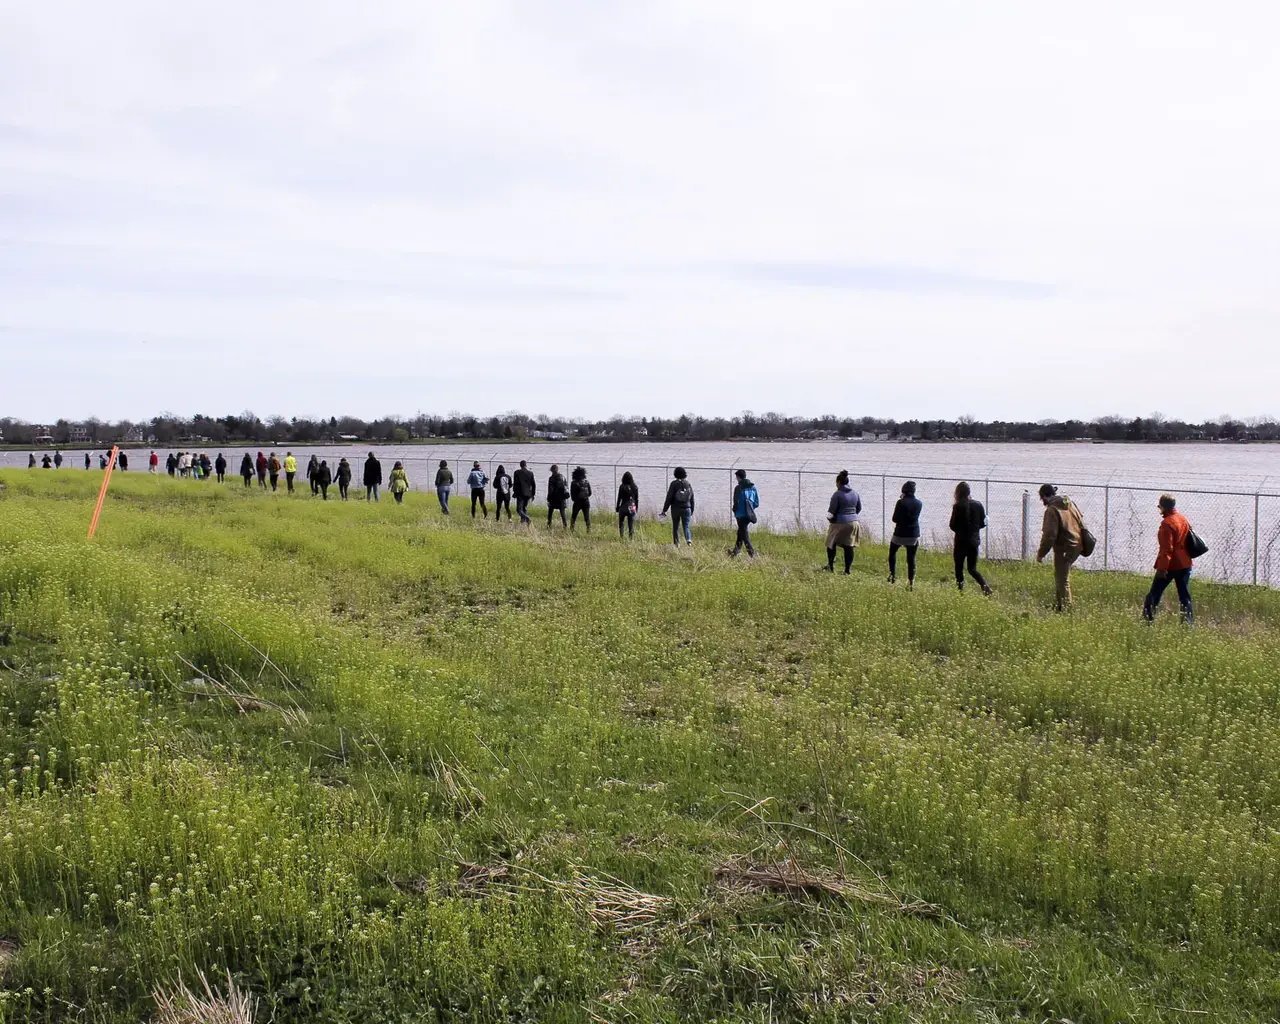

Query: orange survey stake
88;446;119;539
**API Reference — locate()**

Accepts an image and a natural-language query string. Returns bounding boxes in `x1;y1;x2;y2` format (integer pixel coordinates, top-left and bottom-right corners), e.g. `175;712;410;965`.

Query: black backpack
673;480;693;505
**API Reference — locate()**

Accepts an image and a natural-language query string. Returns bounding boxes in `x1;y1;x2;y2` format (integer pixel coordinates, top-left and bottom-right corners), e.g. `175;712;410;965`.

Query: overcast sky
2;1;1278;423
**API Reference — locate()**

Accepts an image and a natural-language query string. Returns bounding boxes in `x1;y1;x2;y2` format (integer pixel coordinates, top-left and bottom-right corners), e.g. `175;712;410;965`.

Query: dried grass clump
152;970;256;1024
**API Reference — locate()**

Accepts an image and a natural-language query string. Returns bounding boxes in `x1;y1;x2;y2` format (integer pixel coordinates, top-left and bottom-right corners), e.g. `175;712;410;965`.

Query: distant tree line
1;411;1277;446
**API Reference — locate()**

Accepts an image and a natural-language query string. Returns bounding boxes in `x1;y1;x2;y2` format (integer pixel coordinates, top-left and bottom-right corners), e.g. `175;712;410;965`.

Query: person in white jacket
466;462;489;518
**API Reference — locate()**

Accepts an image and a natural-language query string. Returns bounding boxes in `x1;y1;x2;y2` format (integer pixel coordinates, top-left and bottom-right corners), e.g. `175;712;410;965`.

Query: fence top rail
399;455;1280;499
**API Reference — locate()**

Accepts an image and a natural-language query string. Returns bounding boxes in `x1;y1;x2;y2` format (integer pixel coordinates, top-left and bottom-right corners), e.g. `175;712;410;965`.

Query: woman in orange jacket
1143;493;1194;624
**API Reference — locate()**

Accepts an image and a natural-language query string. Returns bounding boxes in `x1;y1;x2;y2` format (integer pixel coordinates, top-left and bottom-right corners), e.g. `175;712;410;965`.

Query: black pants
827;545;854;573
1144;568;1193;623
269;473;279;492
216;472;225;483
286;471;295;493
953;543;988;591
257;471;267;488
888;542;917;583
310;475;318;495
548;504;567;527
618;511;635;538
320;484;329;500
338;483;349;500
516;496;531;523
242;474;252;488
732;517;755;556
495;493;511;520
571;501;590;530
471;488;488;518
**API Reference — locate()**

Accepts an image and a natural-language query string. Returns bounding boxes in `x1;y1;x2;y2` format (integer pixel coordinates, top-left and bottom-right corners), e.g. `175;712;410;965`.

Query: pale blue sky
2;1;1278;422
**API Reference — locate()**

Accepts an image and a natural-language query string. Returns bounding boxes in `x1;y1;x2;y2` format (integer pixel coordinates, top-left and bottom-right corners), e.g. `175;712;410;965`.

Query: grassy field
2;470;1280;1022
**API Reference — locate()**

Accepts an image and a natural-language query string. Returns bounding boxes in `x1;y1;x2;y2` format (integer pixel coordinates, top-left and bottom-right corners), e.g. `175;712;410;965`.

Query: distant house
69;424;91;443
530;430;568;440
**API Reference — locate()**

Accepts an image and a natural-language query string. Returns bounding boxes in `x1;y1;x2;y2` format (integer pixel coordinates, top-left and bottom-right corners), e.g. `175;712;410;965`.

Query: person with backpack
1143;493;1195;624
214;453;227;483
306;454;319;495
467;462;489;518
823;471;862;574
284;452;298;493
513;460;537;524
335;457;352;500
616;471;639;539
389;461;410;503
434;460;454;514
364;451;382;502
570;467;592;531
547;465;569;527
949;481;992;595
315;459;333;500
239;453;253;487
888;480;922;587
1036;483;1087;611
493;465;513;521
730;469;759;558
200;453;212;480
267;452;282;491
661;467;695;547
255;451;268;488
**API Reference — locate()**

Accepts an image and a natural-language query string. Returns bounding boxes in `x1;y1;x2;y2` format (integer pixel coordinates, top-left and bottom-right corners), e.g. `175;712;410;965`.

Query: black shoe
888;574;896;584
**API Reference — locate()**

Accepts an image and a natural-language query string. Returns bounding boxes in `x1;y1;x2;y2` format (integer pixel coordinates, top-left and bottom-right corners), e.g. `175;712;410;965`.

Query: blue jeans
366;484;379;502
437;486;451;513
671;507;691;545
1144;568;1193;623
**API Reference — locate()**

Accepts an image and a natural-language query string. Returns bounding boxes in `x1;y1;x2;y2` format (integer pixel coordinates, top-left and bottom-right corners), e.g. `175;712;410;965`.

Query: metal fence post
1103;485;1110;570
881;474;887;542
1021;490;1031;560
984;479;990;554
1254;492;1261;585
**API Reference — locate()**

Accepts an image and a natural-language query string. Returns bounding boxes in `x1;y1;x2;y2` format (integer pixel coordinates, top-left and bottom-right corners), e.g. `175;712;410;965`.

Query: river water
4;442;1278;584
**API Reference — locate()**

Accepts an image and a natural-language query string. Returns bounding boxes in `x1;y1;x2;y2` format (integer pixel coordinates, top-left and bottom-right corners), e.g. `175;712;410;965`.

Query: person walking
27;453;36;469
888;481;922;587
1036;483;1085;611
166;452;177;476
730;469;760;558
570;467;592;531
84;452;91;470
434;460;454;513
363;451;382;502
284;452;298;493
547;464;569;528
117;451;128;471
493;464;513;521
616;471;639;539
41;453;52;469
1143;494;1195;624
316;459;333;500
949;481;992;595
336;457;352;500
389;461;410;504
99;451;109;470
307;455;319;495
824;470;862;574
513;460;537;524
467;462;489;518
239;453;253;487
255;451;268;488
660;467;695;547
148;451;157;473
267;452;282;491
214;453;226;483
53;451;63;469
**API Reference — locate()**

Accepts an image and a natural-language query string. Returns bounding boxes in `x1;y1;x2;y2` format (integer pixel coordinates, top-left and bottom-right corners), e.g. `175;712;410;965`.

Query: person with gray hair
1144;493;1195;624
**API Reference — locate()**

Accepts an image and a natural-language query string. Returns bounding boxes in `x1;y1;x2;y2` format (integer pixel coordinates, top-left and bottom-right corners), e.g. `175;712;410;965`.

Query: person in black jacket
493;465;513;521
546;464;568;527
117;451;128;471
336;458;352;500
166;452;177;476
239;453;253;487
660;467;695;546
200;453;213;480
315;459;333;500
513;460;536;524
616;471;639;539
949;481;992;595
306;454;319;495
888;480;922;587
363;452;382;502
214;453;227;483
569;467;592;531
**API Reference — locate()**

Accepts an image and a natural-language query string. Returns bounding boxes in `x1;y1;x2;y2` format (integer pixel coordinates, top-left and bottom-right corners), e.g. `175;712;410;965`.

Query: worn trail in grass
2;470;1280;1022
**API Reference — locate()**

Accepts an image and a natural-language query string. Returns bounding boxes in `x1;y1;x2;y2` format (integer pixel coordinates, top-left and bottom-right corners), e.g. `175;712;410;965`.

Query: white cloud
1;0;1278;421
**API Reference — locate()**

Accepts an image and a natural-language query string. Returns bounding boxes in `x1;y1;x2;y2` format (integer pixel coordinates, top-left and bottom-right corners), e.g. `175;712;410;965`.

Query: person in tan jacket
1036;483;1085;611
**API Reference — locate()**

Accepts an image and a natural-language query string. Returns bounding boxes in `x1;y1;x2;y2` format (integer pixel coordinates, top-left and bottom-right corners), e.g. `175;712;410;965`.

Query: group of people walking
26;451;1201;618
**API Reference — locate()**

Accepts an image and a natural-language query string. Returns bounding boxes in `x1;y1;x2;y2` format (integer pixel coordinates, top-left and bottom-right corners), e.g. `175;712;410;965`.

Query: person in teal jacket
729;469;759;558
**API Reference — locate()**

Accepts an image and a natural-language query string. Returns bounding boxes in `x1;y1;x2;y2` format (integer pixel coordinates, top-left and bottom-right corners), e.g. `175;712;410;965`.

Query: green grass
2;469;1280;1022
